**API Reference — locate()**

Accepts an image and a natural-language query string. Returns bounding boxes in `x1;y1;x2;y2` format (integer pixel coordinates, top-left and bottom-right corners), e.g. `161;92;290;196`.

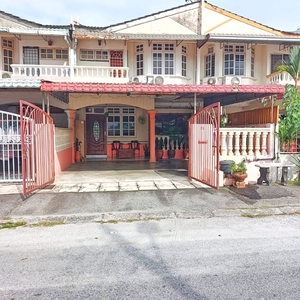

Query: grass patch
288;180;300;186
0;221;26;229
31;221;65;227
96;218;161;224
241;213;272;218
96;220;119;224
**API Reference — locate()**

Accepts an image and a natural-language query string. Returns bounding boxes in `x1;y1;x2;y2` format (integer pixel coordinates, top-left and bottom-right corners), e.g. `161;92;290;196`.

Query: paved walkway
0;159;208;194
1;159;300;224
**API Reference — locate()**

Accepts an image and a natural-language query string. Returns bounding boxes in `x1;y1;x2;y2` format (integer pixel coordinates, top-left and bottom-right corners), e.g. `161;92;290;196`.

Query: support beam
148;110;156;163
65;110;77;163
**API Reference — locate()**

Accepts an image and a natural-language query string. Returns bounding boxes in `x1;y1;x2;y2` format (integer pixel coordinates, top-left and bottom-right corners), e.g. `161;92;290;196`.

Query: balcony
267;71;296;86
10;64;130;83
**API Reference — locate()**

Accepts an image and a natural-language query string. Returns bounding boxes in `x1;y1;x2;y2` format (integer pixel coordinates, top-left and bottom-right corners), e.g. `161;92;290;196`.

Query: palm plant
277;46;300;87
276;47;300;151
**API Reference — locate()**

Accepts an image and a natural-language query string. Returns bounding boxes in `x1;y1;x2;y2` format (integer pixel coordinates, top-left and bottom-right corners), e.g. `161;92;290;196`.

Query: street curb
2;206;300;225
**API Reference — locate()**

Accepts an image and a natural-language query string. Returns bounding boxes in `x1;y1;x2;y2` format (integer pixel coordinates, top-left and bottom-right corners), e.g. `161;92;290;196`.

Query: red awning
41;82;285;95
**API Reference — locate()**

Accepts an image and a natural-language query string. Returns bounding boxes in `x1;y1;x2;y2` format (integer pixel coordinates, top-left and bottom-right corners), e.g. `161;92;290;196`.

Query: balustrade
11;64;129;83
220;127;272;158
267;71;295;85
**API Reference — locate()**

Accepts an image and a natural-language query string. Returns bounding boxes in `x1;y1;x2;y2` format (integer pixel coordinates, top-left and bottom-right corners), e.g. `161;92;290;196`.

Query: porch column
65;109;76;163
148;110;156;163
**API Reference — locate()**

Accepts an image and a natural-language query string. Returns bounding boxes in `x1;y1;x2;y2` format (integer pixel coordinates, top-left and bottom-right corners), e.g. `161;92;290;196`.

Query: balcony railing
267;71;296;86
220;127;273;158
10;64;130;83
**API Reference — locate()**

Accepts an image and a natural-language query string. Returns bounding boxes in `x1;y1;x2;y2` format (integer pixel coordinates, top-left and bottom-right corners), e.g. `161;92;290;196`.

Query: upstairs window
40;48;68;60
205;47;215;77
80;49;109;61
224;45;245;76
2;38;13;72
270;54;290;74
136;44;144;76
251;48;255;77
153;43;174;75
182;46;187;77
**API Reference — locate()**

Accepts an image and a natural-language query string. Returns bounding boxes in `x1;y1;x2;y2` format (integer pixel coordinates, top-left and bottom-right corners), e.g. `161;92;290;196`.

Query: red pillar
148;110;156;163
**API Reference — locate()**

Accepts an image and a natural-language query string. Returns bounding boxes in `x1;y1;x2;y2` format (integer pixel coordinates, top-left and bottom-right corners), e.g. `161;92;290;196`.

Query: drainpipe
64;35;74;79
248;123;278;162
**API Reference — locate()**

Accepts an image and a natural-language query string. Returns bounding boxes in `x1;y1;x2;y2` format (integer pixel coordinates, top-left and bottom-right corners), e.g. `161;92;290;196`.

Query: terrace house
1;0;300;193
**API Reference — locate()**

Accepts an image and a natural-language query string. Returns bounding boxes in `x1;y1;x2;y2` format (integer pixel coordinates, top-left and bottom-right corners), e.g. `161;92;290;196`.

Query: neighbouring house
1;1;300;194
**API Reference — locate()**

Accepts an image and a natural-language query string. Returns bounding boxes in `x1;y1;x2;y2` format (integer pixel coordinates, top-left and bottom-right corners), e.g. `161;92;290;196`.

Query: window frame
107;107;136;137
270;53;290;74
40;48;69;60
136;44;144;76
152;43;174;75
182;45;187;77
205;47;215;77
223;44;245;76
80;49;109;62
251;48;255;78
2;38;14;72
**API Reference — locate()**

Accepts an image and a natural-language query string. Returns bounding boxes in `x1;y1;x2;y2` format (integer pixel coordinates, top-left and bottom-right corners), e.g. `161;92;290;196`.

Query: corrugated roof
0;79;41;88
72;30;202;40
206;33;300;45
73;0;296;36
0;10;70;29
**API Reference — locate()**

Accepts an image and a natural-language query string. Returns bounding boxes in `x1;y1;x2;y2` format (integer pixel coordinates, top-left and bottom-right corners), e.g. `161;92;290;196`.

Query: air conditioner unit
222;76;242;85
154;75;164;84
207;77;216;85
1;72;11;79
146;75;154;84
131;76;141;83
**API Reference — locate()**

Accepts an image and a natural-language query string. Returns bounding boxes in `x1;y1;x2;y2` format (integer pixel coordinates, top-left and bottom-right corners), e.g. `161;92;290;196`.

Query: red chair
111;141;123;157
129;140;140;157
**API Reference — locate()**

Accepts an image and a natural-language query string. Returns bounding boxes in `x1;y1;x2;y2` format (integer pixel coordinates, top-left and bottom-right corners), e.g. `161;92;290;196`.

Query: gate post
148;110;156;163
65;109;76;164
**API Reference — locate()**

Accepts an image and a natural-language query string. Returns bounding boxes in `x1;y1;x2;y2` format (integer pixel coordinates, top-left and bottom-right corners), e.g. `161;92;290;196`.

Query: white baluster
234;131;241;156
227;131;234;156
254;132;261;156
247;132;254;156
261;132;268;156
220;131;227;155
241;131;247;155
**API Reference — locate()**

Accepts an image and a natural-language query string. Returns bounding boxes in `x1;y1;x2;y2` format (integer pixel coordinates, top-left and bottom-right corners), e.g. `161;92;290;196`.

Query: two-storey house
1;1;300;192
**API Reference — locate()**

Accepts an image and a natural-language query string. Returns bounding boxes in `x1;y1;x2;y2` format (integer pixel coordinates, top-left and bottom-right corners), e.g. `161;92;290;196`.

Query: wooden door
86;114;107;155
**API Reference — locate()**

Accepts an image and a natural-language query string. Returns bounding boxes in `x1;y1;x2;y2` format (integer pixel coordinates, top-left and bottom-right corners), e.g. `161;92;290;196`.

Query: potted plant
75;138;82;162
143;144;150;159
155;137;163;159
220;114;228;128
229;161;247;184
161;124;183;159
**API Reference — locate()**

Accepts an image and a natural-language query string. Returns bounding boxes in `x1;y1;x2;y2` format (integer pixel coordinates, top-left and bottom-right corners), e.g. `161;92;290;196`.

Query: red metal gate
20;100;55;197
188;102;220;189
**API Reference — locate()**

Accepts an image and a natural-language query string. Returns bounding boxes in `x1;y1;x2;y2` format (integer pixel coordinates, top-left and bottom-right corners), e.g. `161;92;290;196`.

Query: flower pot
75;150;81;162
155;150;163;159
167;149;176;159
232;172;247;182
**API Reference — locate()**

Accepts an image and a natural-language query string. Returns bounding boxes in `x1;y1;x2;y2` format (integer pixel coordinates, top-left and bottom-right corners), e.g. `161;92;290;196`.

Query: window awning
40;82;285;107
41;82;284;94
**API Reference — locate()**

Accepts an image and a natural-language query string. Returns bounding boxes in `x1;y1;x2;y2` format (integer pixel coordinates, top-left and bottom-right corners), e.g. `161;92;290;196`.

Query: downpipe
244;123;278;163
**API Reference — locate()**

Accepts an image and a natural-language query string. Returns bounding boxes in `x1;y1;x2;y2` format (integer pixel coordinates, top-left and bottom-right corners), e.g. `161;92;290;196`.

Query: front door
110;51;123;78
86;114;107;156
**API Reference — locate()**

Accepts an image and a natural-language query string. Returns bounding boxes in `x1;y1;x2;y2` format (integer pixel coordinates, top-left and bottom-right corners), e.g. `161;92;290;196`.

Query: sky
0;0;299;32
